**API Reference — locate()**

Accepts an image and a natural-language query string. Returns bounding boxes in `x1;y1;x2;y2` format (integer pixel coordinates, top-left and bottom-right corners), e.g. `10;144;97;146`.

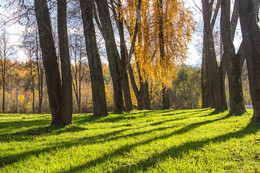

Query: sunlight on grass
0;109;259;172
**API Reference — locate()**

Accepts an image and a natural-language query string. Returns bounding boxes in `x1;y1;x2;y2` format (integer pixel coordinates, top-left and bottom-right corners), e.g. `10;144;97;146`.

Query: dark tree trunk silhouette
80;0;108;116
238;0;260;121
221;0;245;114
201;0;227;110
201;31;215;108
58;0;73;124
117;0;133;111
35;0;62;125
158;0;170;109
95;0;125;112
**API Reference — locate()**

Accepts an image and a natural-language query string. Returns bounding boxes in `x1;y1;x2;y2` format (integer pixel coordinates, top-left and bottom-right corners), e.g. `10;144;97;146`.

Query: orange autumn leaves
120;0;194;86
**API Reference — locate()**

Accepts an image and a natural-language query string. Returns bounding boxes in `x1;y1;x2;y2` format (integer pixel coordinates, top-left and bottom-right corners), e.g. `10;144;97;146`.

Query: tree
35;0;73;125
109;0;145;110
0;30;15;113
112;0;133;111
80;0;108;116
122;0;193;109
95;0;125;112
58;0;73;124
201;0;227;110
220;0;245;114
238;0;260;121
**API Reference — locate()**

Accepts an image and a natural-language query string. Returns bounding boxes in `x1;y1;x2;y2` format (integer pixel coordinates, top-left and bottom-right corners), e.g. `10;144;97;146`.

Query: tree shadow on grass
0;111;227;168
200;109;227;117
0;125;86;142
0;119;50;129
112;120;260;172
75;109;213;125
61;113;232;173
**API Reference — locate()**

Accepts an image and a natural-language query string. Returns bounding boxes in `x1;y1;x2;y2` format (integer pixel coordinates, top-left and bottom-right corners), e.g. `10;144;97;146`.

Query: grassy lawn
0;109;259;173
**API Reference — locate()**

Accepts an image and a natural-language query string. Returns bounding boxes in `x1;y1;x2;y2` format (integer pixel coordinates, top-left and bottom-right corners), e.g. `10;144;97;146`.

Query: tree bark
35;0;62;125
202;0;228;110
95;0;125;112
158;0;170;109
201;31;215;108
128;64;144;110
117;0;133;111
221;0;245;114
80;0;108;116
58;0;73;124
238;0;260;121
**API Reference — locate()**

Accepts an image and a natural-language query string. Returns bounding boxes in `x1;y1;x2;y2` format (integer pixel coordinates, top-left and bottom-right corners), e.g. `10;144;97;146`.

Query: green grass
0;109;259;173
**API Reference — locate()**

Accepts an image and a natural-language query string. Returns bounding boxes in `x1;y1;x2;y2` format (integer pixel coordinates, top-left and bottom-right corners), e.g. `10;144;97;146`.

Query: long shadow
0;123;169;167
0;116;187;168
0;128;128;167
113;120;260;172
62;113;231;173
0;125;86;142
77;109;215;144
0;111;224;168
0;119;50;129
200;109;227;117
0;110;193;143
75;108;213;126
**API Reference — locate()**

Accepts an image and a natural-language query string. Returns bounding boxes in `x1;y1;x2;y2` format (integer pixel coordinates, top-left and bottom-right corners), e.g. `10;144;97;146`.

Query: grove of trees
0;0;259;125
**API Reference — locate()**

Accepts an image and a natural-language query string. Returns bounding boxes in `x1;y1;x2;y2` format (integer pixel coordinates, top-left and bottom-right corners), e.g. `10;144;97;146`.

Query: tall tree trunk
238;0;260;121
29;54;35;114
35;0;62;125
158;0;170;109
201;31;215;108
95;0;125;112
118;0;133;111
221;0;245;114
202;0;227;110
58;0;73;124
80;0;108;116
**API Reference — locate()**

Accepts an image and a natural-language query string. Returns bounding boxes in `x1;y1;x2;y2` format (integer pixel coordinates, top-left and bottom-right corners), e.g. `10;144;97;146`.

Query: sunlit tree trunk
238;0;260;121
221;0;245;114
201;0;227;110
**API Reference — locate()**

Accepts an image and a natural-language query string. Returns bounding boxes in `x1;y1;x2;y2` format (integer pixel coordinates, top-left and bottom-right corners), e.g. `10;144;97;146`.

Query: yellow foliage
18;94;25;103
121;0;194;87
